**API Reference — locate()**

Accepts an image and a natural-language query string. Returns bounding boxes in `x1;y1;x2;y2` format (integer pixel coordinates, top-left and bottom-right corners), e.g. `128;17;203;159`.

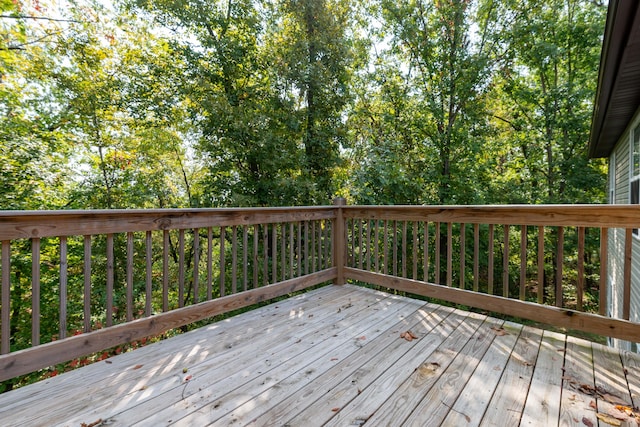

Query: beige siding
608;109;640;351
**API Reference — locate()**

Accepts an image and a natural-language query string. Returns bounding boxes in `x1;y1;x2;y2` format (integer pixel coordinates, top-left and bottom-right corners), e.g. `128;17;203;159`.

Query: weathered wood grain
0;285;638;427
344;268;640;342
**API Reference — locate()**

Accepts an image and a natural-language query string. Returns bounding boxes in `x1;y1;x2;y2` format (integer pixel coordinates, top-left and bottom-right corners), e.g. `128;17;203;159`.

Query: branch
0;14;81;23
3;29;64;50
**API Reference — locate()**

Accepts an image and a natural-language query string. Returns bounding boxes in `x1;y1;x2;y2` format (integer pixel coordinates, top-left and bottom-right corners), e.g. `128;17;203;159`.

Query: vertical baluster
358;219;364;269
393;221;398;277
32;238;40;346
383;220;389;275
272;223;278;283
208;227;213;300
127;232;134;321
473;224;479;292
577;227;585;311
163;231;169;311
281;224;286;280
145;231;153;316
106;234;114;325
220;226;226;296
599;228;608;316
402;221;407;278
503;225;510;298
289;223;294;278
244;225;249;291
311;221;317;272
555;226;564;308
59;237;67;340
253;224;259;288
263;225;269;286
304;221;309;275
232;225;237;293
520;226;527;301
1;240;8;353
435;222;441;284
537;226;544;305
364;220;370;271
446;222;452;287
325;220;330;269
412;222;418;280
488;224;494;294
374;220;379;273
459;223;465;289
424;222;429;282
193;228;200;302
178;230;185;306
297;222;302;276
84;235;92;332
623;228;632;320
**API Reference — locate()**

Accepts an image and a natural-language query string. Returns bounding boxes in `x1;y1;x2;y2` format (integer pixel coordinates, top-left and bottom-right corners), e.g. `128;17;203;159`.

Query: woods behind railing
2;202;640;384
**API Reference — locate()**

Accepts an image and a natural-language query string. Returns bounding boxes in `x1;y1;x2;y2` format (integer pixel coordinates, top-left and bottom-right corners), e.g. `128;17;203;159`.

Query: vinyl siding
608;108;640;351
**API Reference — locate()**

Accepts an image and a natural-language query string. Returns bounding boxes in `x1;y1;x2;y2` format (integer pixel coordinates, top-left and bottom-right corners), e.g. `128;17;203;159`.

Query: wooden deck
1;284;639;427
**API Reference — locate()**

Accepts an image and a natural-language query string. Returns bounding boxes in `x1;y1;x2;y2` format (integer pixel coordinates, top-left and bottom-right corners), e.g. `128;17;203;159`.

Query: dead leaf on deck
581;416;594;427
490;326;508;336
601;392;630;406
589;400;597;410
400;331;418;341
184;375;192;381
595;413;622;426
331;407;340;412
331;357;339;361
132;364;143;370
80;420;103;427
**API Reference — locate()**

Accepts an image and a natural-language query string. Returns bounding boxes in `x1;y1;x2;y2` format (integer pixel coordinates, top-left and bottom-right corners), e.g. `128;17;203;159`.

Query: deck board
1;284;639;427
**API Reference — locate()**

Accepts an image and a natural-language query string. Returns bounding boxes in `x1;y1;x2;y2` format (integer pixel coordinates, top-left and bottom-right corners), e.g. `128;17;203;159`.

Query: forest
1;0;608;211
0;0;610;390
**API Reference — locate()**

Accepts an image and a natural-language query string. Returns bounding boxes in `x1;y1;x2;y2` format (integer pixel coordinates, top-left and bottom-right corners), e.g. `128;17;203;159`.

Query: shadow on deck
1;284;639;427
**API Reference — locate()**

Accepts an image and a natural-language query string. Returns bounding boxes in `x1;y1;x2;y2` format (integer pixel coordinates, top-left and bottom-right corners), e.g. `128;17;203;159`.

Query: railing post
333;197;347;285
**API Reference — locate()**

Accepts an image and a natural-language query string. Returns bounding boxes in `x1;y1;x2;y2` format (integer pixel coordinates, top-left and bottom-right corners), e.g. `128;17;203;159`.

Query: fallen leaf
184;375;192;381
589;400;597;410
490;327;508;336
607;407;630;421
331;357;339;361
596;413;622;426
105;360;112;364
331;407;340;412
582;416;594;427
132;364;143;370
400;331;417;341
182;368;188;373
80;420;103;427
601;392;630;406
358;336;366;340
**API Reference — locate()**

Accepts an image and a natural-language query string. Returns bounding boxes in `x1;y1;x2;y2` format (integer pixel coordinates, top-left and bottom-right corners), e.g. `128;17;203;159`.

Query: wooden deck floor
1;284;640;427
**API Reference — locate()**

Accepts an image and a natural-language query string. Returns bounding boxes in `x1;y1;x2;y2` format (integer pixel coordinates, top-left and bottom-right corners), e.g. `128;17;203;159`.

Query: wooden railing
0;207;338;382
1;202;640;382
341;205;640;344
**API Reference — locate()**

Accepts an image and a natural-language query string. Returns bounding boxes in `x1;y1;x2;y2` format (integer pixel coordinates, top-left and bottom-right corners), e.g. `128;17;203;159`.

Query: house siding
608;108;640;351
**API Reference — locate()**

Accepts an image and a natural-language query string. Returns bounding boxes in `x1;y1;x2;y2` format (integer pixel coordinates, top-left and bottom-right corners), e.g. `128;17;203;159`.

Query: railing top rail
342;204;640;228
0;206;337;240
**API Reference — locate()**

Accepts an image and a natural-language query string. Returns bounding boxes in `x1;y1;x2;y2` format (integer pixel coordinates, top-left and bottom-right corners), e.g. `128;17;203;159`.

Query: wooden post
333;197;346;285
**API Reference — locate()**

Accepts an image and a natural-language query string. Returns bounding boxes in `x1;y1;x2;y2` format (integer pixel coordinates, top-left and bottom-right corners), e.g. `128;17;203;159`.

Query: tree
485;0;607;204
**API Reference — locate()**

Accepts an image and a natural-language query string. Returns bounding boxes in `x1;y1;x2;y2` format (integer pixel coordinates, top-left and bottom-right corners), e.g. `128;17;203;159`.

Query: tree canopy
1;0;608;209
